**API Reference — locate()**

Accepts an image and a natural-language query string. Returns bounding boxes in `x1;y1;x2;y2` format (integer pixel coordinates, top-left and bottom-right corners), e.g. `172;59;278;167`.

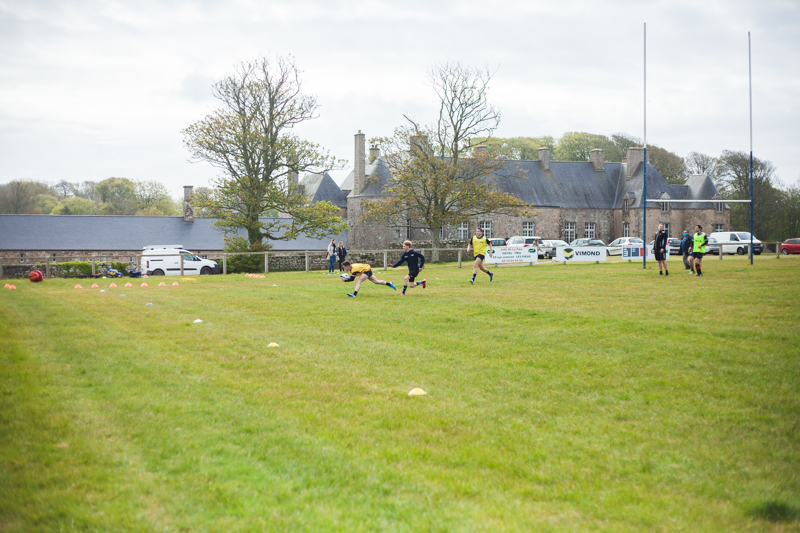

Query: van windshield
736;232;752;240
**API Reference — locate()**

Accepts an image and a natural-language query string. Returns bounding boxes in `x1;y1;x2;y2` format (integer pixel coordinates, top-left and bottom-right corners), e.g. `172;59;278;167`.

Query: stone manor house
336;131;729;249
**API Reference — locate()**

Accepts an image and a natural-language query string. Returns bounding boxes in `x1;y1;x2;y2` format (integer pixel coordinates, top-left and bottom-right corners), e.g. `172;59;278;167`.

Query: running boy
341;261;396;297
466;227;494;283
389;240;426;295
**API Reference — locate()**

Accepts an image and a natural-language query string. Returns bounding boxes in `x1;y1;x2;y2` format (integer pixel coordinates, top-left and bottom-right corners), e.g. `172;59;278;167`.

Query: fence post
458;249;462;268
265;252;269;273
46;258;50;278
305;251;309;272
223;254;227;275
91;259;96;275
0;260;3;278
776;242;780;259
383;251;388;270
719;247;723;260
180;255;184;276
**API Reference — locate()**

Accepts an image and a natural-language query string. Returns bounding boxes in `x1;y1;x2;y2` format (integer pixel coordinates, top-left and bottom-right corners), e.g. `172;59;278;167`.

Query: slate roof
299;172;348;208
342;157;393;198
0;215;346;251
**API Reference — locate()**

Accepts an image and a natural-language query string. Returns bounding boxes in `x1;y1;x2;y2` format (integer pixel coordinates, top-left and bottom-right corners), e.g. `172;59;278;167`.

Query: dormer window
715;202;724;213
623;199;630;212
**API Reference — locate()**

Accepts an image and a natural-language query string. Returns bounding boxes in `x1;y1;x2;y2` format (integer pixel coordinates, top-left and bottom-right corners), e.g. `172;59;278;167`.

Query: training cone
172;282;179;286
125;282;132;287
10;285;16;290
408;388;427;397
143;275;149;278
268;342;279;348
158;282;166;287
4;284;9;289
141;282;148;287
74;284;82;289
91;283;99;288
193;319;203;323
109;283;117;288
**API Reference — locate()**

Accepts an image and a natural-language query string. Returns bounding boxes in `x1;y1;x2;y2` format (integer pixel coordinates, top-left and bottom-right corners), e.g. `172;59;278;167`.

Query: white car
540;239;569;259
141;245;220;276
708;232;763;255
607;237;644;256
505;235;544;257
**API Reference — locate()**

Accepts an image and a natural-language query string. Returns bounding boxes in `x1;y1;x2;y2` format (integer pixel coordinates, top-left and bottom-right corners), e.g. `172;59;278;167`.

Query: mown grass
1;255;799;532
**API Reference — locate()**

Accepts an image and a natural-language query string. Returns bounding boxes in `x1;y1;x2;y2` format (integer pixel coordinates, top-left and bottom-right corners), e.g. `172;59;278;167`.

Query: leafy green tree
481;136;556;160
554;132;615;162
363;62;530;260
182;55;346;247
718;150;782;239
96;177;138;215
134;181;179;215
0;180;57;214
647;146;688;184
51;197;99;215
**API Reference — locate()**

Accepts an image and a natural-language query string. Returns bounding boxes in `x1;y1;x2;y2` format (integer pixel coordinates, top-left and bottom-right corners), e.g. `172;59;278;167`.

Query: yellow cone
268;342;279;348
408;388;427;396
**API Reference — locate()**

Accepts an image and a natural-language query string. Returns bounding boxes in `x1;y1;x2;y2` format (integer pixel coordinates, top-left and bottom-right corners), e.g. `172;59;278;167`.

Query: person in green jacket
692;224;709;277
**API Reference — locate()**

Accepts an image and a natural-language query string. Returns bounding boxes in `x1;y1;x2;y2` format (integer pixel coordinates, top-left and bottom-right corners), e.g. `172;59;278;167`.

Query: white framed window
623;222;630;238
715;202;724;213
623;199;630;212
406;219;412;239
456;222;469;240
522;222;535;237
660;202;669;213
395;228;402;240
564;222;575;242
479;221;492;239
663;223;670;238
585;222;596;239
714;223;725;233
439;226;444;239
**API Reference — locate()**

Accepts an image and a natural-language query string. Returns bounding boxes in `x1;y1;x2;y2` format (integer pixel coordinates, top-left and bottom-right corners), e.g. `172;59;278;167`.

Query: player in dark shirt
654;224;669;276
389;240;427;295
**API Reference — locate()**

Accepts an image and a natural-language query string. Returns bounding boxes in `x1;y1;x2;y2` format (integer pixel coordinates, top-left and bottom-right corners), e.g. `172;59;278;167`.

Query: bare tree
0;180;56;214
685;152;719;182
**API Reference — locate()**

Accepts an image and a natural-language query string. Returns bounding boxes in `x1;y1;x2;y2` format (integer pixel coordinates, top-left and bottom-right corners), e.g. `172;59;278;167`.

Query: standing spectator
654;223;669;276
337;241;347;272
680;229;694;272
326;238;337;274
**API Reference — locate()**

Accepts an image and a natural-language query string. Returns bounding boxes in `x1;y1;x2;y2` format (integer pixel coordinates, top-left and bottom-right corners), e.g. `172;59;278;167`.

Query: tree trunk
431;225;441;262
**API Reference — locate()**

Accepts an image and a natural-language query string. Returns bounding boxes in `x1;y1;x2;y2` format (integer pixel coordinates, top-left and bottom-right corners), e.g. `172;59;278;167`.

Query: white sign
622;245;669;259
556;246;607;262
483;245;538;265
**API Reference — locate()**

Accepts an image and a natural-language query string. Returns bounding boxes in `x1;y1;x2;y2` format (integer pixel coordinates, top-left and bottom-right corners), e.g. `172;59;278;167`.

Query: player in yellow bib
466;227;494;283
341;261;396;297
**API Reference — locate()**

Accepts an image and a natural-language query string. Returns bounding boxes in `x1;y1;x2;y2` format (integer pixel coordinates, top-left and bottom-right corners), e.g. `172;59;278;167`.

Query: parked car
569;238;606;247
647;238;681;254
505;235;545;257
489;238;507;247
141;245;220;276
705;237;720;255
540;239;569;259
708;231;763;255
607;237;643;256
780;238;800;255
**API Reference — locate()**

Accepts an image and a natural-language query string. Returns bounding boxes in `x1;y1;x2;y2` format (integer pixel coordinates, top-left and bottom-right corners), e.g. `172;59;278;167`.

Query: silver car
607;237;644;256
540;239;569;259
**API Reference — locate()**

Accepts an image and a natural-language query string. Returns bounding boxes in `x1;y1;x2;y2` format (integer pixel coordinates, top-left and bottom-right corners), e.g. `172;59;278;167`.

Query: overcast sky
1;0;798;199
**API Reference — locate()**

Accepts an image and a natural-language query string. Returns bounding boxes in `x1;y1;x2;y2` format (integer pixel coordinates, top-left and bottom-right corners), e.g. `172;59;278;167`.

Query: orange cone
141;282;148;287
109;283;117;288
158;282;166;287
143;275;149;278
91;283;99;288
172;282;179;286
10;285;16;290
124;282;132;287
75;284;82;289
3;283;9;289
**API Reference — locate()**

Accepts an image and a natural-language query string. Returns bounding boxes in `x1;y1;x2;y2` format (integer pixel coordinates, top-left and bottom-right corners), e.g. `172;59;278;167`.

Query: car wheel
781;249;789;255
737;247;745;255
545;252;551;259
201;266;212;275
152;269;165;276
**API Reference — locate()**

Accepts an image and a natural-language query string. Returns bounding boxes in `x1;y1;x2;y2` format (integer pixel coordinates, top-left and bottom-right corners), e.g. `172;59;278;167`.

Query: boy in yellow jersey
466;227;494;284
692;224;709;277
341;261;396;297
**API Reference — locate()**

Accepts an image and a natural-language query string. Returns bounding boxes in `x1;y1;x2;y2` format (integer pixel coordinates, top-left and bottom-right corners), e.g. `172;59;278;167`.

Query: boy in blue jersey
389;240;426;295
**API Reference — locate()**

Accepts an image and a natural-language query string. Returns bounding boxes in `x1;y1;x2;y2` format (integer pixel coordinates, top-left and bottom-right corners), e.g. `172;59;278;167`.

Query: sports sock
659;271;663;275
665;270;669;276
403;285;408;294
472;274;476;282
696;267;701;276
354;290;358;296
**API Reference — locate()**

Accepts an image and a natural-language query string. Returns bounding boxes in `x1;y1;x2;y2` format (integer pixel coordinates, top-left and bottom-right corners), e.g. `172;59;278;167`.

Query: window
623;199;630;212
456;222;469;240
395;228;402;240
623;222;630;238
714;224;724;233
660;201;669;213
585;222;596;239
479;221;492;239
564;222;575;242
523;222;535;237
406;219;412;240
715;202;724;213
439;226;444;240
663;223;670;238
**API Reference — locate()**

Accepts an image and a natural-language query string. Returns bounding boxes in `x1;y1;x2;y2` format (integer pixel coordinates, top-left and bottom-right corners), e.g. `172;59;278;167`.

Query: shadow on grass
747;500;800;523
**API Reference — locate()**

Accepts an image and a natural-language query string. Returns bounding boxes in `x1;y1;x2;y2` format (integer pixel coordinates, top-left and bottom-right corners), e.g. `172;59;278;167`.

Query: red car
780;238;800;255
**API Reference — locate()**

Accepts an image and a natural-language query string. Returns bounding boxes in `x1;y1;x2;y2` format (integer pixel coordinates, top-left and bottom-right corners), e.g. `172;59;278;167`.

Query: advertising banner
556;246;608;262
621;245;669;259
483;245;538;265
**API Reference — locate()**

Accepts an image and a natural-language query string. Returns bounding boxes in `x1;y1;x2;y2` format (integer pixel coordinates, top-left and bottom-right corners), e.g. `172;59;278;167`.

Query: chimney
590;148;605;171
474;145;488;156
354;130;365;195
288;169;298;188
409;134;429;153
182;186;194;223
369;146;380;163
626;146;644;181
538;147;550;171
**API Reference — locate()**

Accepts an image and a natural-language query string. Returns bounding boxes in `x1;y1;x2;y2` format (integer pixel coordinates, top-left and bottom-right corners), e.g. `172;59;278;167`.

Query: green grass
1;255;799;532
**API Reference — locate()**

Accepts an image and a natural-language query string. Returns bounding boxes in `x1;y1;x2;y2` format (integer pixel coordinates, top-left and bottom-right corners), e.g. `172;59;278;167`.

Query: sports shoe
421;279;427;289
697;273;703;277
469;278;474;284
659;271;663;275
388;281;396;290
347;293;356;297
399;293;405;296
488;272;494;282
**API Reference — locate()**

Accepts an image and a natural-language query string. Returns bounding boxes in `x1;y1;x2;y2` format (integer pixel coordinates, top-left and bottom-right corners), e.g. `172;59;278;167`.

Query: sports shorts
475;254;485;261
691;252;704;259
408;268;419;282
654;251;666;261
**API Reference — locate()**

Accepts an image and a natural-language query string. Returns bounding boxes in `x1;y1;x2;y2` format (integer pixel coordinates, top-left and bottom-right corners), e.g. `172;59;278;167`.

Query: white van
141;245;220;276
708;232;763;255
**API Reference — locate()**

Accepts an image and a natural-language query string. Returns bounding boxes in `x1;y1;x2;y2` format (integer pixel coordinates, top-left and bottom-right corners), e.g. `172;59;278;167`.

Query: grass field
1;255;799;532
